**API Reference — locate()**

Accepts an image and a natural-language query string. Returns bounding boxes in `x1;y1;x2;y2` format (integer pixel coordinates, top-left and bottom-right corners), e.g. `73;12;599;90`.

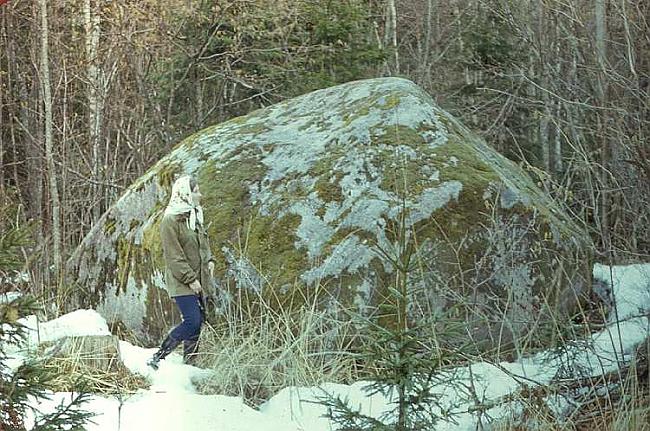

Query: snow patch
20;309;110;346
594;262;650;320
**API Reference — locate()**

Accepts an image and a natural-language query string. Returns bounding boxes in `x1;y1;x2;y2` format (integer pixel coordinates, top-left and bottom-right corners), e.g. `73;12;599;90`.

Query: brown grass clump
573;342;650;431
41;335;149;395
195;296;361;407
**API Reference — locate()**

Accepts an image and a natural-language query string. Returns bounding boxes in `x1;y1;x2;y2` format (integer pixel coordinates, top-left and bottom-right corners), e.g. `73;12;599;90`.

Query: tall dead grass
195;288;362;406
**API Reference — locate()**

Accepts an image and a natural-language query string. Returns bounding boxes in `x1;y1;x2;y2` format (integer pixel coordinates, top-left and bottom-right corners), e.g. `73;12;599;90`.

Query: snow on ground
0;291;22;303
21;309;112;345
5;263;650;430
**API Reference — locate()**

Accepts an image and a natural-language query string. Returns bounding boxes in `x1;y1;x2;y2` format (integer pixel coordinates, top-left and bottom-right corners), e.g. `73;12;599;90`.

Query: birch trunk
419;0;435;84
384;0;399;75
85;0;103;222
38;0;63;280
536;2;550;172
561;18;582;154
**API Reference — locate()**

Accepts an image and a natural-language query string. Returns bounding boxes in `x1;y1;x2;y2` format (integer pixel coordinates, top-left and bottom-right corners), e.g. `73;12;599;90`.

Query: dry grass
43;358;149;395
194;293;362;406
487;341;650;431
41;336;148;395
574;358;650;431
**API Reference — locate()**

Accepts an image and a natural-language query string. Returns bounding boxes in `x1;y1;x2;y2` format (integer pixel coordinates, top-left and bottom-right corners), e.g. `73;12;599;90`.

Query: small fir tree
0;216;93;430
320;203;465;430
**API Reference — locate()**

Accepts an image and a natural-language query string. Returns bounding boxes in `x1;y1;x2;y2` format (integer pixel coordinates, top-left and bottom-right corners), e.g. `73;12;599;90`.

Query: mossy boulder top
68;77;592;345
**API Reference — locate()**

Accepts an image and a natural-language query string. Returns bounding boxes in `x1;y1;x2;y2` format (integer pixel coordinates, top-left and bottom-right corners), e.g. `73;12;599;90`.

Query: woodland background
0;0;648;305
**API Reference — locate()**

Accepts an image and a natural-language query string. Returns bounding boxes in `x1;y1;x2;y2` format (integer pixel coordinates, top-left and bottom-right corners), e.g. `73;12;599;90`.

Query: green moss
314;176;343;203
245;212;307;288
306;144;348;207
309;146;345;176
115;234;134;295
379;94;401;110
410;147;493;256
157;161;183;193
434;138;499;189
229;115;248;125
141;213;165;270
196;157;269;275
366;132;502;278
342;93;403;126
373;124;428;148
379;159;436;197
236;121;270;136
416;202;484;269
105;217;117;236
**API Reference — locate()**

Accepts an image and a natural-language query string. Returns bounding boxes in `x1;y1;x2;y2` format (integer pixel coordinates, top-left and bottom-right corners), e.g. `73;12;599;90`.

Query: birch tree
84;0;103;222
384;0;399;75
419;0;435;84
38;0;62;281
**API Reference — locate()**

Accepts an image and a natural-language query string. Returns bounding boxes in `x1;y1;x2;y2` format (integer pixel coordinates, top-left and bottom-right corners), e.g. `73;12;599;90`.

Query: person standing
147;175;215;369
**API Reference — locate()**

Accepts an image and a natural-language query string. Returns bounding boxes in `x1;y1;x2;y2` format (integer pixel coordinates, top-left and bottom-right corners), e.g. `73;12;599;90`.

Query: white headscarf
164;175;204;231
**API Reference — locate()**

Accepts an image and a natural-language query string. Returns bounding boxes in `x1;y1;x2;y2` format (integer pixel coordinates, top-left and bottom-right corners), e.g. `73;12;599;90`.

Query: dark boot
183;337;200;366
147;334;181;370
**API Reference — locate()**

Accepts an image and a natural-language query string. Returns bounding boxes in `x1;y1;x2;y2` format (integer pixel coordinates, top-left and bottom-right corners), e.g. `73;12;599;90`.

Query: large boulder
67;78;592;349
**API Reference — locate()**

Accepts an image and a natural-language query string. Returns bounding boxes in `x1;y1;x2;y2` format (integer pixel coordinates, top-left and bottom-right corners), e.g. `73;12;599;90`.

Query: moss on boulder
67;78;592;348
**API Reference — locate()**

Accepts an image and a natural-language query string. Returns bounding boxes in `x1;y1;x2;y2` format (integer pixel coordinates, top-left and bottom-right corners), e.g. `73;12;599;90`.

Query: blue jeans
169;294;203;343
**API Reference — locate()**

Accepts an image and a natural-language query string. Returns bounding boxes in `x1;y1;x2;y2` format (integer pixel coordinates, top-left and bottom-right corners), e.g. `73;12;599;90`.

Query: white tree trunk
85;0;103;222
536;2;550;172
561;19;582;151
419;0;435;83
39;0;63;278
384;0;399;75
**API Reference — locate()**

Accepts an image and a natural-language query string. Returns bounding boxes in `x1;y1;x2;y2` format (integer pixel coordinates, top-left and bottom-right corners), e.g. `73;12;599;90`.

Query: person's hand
189;280;202;293
208;261;215;277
